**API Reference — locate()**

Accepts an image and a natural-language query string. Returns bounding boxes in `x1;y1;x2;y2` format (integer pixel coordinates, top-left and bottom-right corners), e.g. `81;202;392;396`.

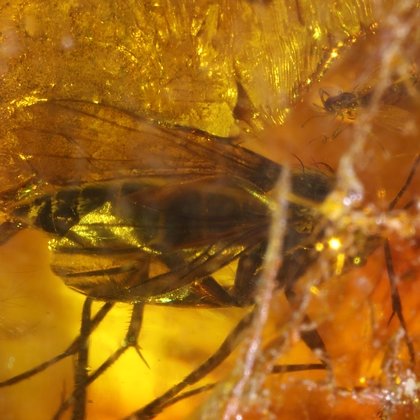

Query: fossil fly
0;99;415;418
316;70;419;140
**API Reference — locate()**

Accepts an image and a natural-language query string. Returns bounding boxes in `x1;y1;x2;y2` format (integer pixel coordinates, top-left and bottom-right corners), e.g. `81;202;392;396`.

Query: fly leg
52;302;146;420
70;297;92;420
147;246;252;307
0;301;114;388
384;154;419;366
330;123;347;140
54;261;151;419
129;243;326;418
126;310;256;419
384;239;416;366
91;302;148;380
284;286;328;368
233;243;327;372
191;243;268;307
127;246;267;418
277;245;329;368
232;242;266;305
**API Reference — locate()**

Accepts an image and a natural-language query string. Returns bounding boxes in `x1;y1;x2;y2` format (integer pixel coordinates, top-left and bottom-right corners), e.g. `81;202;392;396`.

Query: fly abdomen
11;189;80;235
11;184;118;236
164;190;240;245
160;178;270;248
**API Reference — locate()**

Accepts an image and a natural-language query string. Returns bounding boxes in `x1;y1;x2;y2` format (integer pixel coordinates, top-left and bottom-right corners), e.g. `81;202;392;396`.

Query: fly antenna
291;153;305;173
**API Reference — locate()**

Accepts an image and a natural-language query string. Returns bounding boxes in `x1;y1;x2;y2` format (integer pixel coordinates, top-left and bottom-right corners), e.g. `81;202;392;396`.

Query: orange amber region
1;29;420;420
234;33;420;419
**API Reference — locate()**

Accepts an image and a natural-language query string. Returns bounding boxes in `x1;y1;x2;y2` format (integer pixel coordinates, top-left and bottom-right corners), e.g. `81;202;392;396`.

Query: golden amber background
0;0;419;419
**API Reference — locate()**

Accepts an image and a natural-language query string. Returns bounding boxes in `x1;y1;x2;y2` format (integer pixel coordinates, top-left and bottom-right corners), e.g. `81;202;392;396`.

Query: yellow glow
353;256;362;265
328;237;342;250
377;188;386;199
315;242;324;252
335;253;345;276
310;286;320;296
9;94;47;108
312;26;322;40
359;376;366;385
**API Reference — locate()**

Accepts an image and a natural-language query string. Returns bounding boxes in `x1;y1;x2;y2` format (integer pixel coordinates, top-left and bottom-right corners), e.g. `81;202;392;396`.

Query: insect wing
49;210;264;304
372;105;417;134
10;100;280;191
50;226;262;306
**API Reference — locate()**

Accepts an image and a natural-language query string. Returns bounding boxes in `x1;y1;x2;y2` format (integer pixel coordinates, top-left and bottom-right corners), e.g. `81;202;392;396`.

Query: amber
0;0;419;419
